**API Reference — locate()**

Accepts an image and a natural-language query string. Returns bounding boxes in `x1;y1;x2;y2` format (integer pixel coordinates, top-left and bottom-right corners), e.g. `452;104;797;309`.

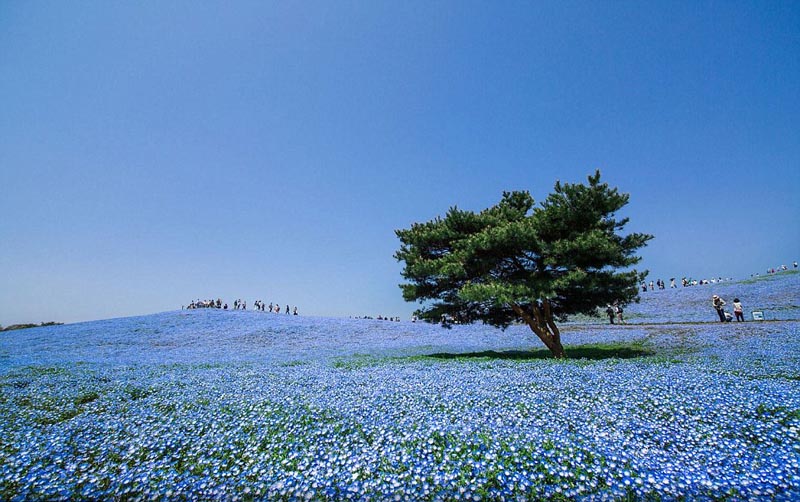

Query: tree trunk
541;299;564;358
510;302;566;358
536;330;565;358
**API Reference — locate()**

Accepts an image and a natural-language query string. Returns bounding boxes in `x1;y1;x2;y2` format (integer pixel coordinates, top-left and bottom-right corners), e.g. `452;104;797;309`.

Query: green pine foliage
395;171;653;358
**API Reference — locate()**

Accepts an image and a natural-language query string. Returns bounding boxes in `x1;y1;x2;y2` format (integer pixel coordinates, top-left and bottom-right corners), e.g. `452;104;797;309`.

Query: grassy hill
1;270;798;367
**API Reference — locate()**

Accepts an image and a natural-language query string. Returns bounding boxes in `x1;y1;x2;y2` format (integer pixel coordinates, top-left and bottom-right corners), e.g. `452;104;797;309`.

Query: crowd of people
184;262;796;326
185;299;222;309
185;300;403;321
184;299;298;315
664;261;798;292
640;277;735;292
351;315;402;321
760;262;797;275
639;261;798;295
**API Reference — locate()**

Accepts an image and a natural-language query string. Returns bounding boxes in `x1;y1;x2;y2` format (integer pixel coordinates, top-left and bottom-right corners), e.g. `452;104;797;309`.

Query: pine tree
395;171;653;358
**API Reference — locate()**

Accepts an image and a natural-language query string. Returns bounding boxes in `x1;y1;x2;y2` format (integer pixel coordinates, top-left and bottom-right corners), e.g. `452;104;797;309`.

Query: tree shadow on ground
427;345;655;361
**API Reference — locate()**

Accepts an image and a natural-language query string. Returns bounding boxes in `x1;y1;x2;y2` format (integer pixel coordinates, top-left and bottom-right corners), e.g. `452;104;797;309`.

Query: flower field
1;273;799;500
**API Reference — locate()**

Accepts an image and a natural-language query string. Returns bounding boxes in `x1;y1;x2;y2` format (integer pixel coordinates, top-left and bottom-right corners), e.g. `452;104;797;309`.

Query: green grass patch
330;342;657;369
427;342;655;361
332;354;384;369
278;359;308;367
123;384;154;401
74;391;100;406
755;404;800;425
3;365;70;380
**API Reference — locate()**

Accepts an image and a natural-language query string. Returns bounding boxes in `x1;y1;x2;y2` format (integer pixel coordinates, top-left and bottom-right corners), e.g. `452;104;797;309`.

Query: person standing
733;298;744;322
605;304;615;324
615;303;625;324
712;295;726;322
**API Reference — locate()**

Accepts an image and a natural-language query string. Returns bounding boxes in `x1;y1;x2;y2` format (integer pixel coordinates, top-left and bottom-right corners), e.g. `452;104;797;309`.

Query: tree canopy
395;171;653;358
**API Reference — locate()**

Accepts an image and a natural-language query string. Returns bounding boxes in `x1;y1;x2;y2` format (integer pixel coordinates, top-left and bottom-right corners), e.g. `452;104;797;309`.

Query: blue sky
1;1;798;325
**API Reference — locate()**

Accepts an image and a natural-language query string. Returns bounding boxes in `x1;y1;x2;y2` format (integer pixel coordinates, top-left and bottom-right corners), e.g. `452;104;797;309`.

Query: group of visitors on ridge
763;262;797;275
639;261;797;292
184;298;298;315
640;277;732;291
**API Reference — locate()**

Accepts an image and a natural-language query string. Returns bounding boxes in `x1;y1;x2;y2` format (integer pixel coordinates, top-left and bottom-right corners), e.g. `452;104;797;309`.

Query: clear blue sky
2;1;798;325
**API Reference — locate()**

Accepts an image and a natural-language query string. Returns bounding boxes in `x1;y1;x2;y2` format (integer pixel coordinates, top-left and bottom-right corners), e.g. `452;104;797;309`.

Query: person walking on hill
733;298;744;322
615;303;625;324
605;304;615;324
712;295;726;322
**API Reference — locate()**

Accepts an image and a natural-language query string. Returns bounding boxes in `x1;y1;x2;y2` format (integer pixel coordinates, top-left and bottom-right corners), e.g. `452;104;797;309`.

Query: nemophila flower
2;284;800;499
